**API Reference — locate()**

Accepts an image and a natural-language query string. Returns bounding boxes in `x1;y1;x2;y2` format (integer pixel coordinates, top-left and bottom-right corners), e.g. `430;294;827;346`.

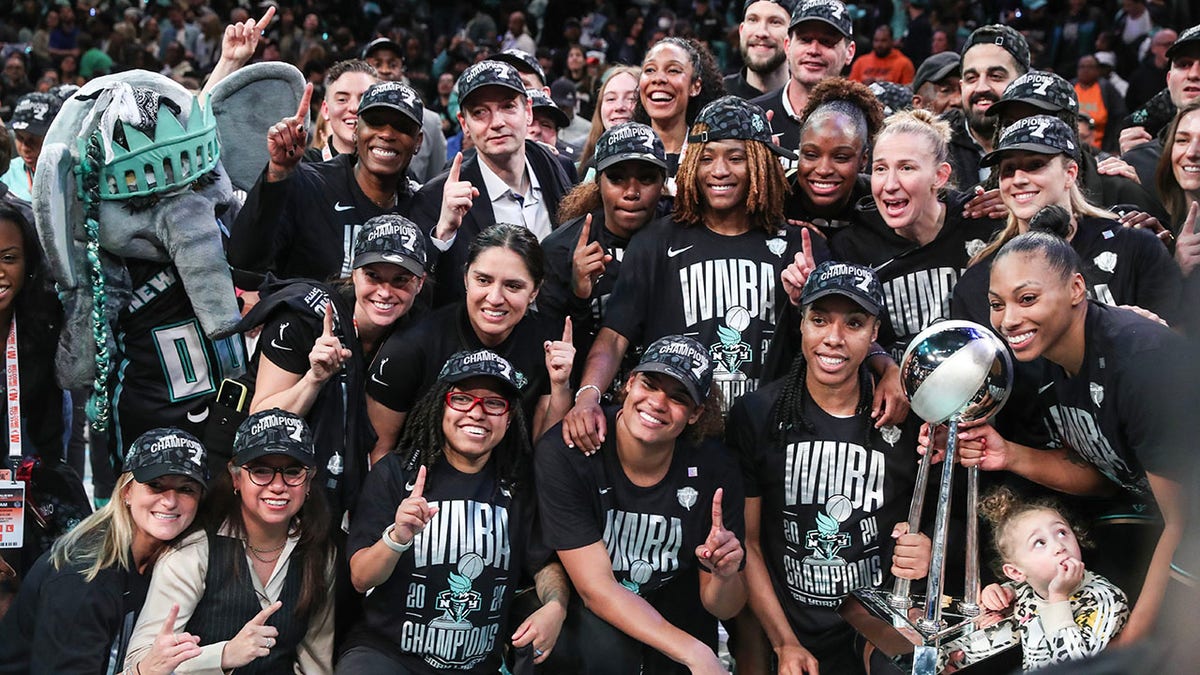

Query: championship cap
632;335;714;406
594;122;668;173
357;81;424;128
352;214;428;275
987;71;1078;119
527;88;569;128
1167;24;1200;60
980;114;1078;167
232;410;317;467
912;52;961;92
123;428;209;486
438;349;526;394
801;261;885;316
456;60;527;107
961;24;1031;73
789;0;853;39
491;49;547;87
868;81;913;116
688;95;797;160
362;36;404;61
9;92;62;136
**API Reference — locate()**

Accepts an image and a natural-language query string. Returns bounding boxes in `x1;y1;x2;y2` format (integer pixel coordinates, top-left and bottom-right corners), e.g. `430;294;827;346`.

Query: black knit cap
961;24;1031;73
688;95;797;160
801;261;885;316
123;427;209;485
789;0;853;38
232;410;317;467
987;71;1078;119
594;122;668;173
438;349;527;394
980;114;1078;167
632;335;714;406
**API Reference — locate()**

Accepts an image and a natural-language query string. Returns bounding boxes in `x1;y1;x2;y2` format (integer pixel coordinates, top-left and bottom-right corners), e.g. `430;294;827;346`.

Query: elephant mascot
33;64;306;459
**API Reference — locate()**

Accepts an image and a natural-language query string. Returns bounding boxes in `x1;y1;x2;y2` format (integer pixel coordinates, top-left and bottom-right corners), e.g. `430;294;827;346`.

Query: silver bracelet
574;384;602;403
382;524;413;553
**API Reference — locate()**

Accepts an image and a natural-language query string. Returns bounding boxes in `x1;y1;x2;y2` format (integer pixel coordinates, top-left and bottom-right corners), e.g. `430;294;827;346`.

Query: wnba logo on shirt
783;441;885;512
880;267;959;338
603;510;684;580
413;500;512;570
1046;405;1149;495
678;259;776;327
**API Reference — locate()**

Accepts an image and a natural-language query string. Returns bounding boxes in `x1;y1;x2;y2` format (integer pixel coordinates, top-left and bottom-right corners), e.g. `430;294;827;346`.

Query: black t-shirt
535;408;745;644
722;71;766;101
0;549;149;674
110;260;248;461
538;208;636;390
1041;302;1198;498
829;191;1002;359
728;378;920;655
751;87;801;176
346;454;539;673
951;216;1182;329
366;303;555;419
782;174;872;236
602;217;824;410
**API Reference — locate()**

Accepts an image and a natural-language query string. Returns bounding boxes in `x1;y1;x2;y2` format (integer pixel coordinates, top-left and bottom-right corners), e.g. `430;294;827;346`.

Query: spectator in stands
1050;0;1107;79
528;87;581;181
911;51;961;114
578;65;641;174
1075;54;1128;153
724;0;794;100
1120;24;1200;185
849;24;915;86
1127;29;1178;111
502;11;538;55
903;0;934;67
0;92;61;203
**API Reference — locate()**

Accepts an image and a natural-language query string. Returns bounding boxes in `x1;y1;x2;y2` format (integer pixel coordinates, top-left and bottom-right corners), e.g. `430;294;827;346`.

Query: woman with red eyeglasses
342;349;568;673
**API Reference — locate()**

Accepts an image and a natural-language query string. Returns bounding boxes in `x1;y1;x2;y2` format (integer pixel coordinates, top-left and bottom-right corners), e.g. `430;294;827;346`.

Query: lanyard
6;316;19;462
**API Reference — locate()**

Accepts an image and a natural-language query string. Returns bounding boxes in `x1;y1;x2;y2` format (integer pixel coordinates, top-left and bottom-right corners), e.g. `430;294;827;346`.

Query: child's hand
1048;557;1085;602
890;522;931;580
980;583;1015;612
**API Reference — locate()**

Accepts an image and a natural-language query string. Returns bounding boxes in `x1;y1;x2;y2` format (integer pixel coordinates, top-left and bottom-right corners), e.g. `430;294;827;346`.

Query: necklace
247;540;286;563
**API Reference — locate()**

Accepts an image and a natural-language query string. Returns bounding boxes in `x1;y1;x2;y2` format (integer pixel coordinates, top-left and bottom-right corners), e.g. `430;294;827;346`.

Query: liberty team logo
620;560;655;595
710;306;752;403
804;495;854;566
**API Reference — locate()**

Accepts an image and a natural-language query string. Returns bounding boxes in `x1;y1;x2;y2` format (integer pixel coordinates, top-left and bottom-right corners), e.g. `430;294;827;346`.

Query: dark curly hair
799;77;886;144
632;37;725;131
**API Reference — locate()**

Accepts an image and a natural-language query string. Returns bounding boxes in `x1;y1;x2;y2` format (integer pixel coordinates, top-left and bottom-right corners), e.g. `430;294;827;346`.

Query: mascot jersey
110;259;246;457
728;378;920;658
346;453;540;673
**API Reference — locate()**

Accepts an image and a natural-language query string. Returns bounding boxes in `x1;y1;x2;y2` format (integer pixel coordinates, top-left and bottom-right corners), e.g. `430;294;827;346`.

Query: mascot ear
33;142;81;291
207;62;307;193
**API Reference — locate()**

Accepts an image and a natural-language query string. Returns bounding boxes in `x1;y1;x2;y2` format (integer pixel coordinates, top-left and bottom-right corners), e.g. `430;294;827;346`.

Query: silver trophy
839;320;1013;674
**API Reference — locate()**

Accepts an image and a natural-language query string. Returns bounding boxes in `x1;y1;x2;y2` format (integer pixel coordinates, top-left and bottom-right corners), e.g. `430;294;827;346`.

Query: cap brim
767;141;798;161
232;444;317;468
789;17;851;38
980;141;1070;167
534;105;570;128
356;103;422;128
1167;38;1200;60
800;287;882;317
353;251;426;275
461;82;527;106
631;362;704;406
595;152;669;173
986;97;1063;118
913;62;959;91
440;371;521;396
493;54;540;77
132;463;208;487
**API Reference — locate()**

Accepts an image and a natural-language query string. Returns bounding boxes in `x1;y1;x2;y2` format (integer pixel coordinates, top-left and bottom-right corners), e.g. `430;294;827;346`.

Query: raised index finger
322;301;335;338
800;227;814;269
294;82;313;123
250;600;282;626
410;464;427;499
256;5;276;33
159;603;181;636
576;213;593;252
562;316;573;344
1190;201;1200;235
448;152;463;183
711;488;724;530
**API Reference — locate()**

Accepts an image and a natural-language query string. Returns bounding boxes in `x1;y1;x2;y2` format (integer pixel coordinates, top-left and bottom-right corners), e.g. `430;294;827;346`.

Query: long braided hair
78;133;113;431
768;310;877;450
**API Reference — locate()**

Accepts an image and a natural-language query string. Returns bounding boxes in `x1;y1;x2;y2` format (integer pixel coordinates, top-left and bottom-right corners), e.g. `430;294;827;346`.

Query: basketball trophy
839;320;1013;674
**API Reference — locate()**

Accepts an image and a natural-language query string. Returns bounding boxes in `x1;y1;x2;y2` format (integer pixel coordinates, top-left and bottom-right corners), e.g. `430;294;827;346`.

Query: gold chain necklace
247;540;286;563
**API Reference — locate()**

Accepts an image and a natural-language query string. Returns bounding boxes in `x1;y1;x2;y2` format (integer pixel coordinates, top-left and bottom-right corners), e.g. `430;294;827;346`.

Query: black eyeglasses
243;465;311;487
445;391;510;416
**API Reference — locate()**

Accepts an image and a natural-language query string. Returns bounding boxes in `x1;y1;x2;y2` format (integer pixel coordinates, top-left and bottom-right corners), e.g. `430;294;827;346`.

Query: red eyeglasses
445;391;510;416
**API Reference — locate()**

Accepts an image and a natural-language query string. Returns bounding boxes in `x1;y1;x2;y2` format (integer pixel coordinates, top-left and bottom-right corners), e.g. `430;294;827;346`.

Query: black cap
232;410;317;467
980;114;1078;167
549;78;578;110
801;261;885;316
868;81;913;115
912;51;961;92
457;60;527;106
438;349;527;394
1167;24;1200;60
789;0;853;39
123;428;209;486
743;0;798;18
632;335;713;406
357;81;424;128
527;88;570;128
962;24;1031;73
688;95;797;160
9;92;62;136
988;71;1078;119
595;122;668;173
362;36;404;61
352;214;428;275
491;49;546;87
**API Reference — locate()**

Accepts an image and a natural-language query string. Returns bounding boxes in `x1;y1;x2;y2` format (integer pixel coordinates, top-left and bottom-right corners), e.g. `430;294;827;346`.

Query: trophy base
838;588;1018;674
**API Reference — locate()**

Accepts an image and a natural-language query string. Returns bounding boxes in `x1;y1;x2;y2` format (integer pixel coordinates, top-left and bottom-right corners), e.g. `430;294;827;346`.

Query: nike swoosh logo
598;487;612;494
334;202;354;212
1038;382;1054;394
371;373;389;386
270;339;293;351
405;481;416;491
666;245;694;258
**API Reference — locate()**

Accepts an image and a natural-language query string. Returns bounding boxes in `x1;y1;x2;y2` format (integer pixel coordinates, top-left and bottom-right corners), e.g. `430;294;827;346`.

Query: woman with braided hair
343;349;568;674
728;261;930;674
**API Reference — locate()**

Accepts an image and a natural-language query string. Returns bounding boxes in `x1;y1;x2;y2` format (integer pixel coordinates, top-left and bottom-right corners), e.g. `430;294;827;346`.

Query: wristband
867;348;889;360
382;524;413;553
574;384;602;403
